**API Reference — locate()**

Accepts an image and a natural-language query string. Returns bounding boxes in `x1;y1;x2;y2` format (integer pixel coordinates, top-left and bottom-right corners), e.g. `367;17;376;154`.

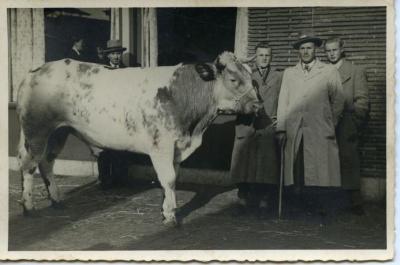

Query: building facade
8;7;387;200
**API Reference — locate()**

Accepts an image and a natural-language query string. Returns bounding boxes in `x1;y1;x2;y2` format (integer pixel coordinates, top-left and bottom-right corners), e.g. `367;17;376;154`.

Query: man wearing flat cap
276;31;345;212
97;39;129;189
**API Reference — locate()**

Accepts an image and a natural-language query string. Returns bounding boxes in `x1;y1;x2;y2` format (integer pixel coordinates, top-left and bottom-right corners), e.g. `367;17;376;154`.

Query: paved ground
9;170;386;250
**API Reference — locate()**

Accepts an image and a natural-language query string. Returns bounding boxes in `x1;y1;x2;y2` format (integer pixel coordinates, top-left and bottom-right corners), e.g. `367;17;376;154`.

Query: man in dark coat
97;39;129;189
65;37;89;61
230;42;282;217
325;37;369;215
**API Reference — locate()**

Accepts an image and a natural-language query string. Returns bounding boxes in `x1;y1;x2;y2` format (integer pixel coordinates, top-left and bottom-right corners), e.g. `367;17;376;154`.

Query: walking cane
278;139;285;219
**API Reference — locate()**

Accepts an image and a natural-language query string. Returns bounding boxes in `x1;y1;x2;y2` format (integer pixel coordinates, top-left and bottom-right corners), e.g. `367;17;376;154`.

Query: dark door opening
157;8;237;170
157;8;237;65
44;8;111;63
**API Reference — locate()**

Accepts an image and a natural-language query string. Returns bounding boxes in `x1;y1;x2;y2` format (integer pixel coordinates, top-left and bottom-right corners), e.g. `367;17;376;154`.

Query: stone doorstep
8;156;385;201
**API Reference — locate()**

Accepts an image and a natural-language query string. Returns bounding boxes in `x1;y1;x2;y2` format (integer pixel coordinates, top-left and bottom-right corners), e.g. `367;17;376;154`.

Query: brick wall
247;7;386;179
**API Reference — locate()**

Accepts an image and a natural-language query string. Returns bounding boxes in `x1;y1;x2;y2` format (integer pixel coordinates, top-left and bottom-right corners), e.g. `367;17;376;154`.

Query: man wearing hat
103;39;127;68
325;36;369;215
97;39;129;189
276;31;345;212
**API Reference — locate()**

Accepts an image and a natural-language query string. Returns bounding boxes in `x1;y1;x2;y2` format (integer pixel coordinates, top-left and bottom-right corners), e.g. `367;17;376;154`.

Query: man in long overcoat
325;37;369;214
230;42;282;216
276;32;345;194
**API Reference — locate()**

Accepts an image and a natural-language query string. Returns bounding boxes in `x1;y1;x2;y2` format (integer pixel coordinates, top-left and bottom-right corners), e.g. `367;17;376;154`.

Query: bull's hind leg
17;131;42;214
149;151;178;226
38;127;70;208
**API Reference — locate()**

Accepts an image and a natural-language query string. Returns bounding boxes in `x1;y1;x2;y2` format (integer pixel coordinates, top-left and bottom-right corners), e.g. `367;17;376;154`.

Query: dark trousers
237;182;278;207
293;137;305;188
290;137;356;212
98;150;129;187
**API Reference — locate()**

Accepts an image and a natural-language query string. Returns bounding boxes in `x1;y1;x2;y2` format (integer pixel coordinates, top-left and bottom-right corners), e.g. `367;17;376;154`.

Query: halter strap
233;85;255;107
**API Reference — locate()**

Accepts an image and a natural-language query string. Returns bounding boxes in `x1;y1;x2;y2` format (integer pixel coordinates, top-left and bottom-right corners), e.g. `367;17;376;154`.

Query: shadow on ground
8;170;386;250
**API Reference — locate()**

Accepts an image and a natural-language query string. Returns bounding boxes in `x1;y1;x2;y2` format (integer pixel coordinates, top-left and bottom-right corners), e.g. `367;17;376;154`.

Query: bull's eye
230;78;237;83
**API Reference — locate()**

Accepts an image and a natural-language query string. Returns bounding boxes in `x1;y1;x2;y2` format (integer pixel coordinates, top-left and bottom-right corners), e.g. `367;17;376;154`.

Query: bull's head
195;52;262;115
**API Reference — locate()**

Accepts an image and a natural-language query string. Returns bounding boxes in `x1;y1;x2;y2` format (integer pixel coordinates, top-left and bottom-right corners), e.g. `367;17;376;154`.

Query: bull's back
18;59;180;119
18;59;183;151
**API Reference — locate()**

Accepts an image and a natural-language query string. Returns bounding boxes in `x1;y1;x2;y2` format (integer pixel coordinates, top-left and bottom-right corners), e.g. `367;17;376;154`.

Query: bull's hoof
51;200;65;210
162;216;180;228
18;200;37;217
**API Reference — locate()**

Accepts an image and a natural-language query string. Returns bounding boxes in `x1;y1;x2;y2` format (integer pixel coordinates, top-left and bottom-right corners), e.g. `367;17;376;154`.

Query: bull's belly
71;121;151;154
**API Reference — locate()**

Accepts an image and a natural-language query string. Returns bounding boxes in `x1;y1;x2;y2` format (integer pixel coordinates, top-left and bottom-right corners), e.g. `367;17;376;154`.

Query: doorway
157;8;237;170
157;8;237;65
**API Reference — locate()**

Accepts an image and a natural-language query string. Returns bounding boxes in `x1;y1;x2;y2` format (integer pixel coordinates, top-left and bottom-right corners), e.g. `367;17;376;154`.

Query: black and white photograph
1;0;394;262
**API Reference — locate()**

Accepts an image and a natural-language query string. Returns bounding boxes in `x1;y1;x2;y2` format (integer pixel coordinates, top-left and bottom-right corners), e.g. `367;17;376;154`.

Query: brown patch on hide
78;63;92;74
80;82;93;90
38;63;52;76
29;75;39;88
152;129;160;147
124;112;137;133
156;87;173;103
157;65;217;135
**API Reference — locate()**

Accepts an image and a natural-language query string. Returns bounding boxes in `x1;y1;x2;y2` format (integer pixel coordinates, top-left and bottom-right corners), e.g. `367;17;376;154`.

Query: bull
16;51;261;225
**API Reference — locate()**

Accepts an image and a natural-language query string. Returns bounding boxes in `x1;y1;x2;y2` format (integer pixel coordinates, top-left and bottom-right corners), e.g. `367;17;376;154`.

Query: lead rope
233;85;255;111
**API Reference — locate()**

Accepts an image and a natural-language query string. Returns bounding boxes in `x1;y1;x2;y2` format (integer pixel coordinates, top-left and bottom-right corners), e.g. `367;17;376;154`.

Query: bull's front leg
149;151;178;226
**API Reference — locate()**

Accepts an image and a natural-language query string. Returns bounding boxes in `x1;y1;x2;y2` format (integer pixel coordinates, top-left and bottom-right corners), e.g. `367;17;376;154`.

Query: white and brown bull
16;51;261;225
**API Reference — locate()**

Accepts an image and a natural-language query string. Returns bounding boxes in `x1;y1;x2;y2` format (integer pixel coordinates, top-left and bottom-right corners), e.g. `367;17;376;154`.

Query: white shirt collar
301;59;316;72
257;66;270;75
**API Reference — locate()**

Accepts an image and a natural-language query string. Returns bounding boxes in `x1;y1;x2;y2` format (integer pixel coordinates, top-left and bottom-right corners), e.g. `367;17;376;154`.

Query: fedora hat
103;39;127;54
293;31;322;49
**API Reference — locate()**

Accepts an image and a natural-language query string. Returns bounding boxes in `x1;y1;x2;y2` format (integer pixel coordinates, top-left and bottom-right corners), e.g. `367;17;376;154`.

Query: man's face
108;51;122;66
255;47;272;69
325;41;343;64
299;42;316;64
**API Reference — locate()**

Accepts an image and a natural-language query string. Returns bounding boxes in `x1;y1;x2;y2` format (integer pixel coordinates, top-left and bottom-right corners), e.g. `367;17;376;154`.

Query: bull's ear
195;63;216;81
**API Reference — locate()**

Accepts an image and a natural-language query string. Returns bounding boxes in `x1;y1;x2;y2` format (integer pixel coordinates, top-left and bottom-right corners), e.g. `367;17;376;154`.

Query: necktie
304;64;310;72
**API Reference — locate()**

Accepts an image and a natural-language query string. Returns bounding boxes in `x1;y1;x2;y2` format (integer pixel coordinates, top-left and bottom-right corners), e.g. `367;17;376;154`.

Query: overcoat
230;67;282;184
276;60;345;187
335;60;369;189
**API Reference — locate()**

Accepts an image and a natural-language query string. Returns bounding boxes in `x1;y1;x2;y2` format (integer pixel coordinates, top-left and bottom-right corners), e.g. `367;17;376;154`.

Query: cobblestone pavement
9;170;386;250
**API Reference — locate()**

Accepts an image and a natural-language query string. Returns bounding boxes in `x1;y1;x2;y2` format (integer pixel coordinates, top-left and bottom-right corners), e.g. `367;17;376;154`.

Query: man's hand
275;131;287;146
